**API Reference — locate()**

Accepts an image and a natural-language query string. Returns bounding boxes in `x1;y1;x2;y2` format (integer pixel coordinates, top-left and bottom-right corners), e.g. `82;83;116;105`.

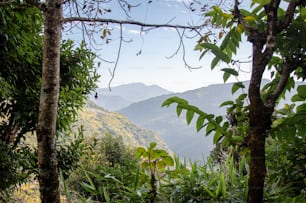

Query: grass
12;181;69;203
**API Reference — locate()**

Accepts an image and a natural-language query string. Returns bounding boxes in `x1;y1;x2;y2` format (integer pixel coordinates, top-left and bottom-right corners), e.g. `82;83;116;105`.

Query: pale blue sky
64;0;257;92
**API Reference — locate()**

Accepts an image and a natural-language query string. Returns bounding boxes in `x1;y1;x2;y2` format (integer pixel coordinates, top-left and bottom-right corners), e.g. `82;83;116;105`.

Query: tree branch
108;24;123;90
265;61;291;109
262;0;280;64
0;0;15;5
278;0;301;32
166;28;202;70
63;17;205;30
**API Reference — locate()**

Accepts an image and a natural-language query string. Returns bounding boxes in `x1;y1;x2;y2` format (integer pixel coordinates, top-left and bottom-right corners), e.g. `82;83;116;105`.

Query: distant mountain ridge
89;83;172;111
89;80;303;162
118;82;241;161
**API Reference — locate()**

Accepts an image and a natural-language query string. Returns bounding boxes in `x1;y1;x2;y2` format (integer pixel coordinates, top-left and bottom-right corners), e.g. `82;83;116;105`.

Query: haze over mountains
117;83;239;161
89;81;301;161
89;83;172;111
89;82;241;161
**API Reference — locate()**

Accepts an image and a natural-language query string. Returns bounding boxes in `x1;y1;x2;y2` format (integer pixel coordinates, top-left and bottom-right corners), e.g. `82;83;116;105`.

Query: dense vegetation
0;0;305;202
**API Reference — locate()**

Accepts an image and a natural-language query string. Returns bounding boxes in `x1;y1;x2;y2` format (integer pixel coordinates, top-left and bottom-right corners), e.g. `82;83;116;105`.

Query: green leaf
220;172;226;198
212;6;223;14
296;103;306;113
186;110;195;125
221;68;239;76
232;136;244;142
203;185;216;198
80;182;96;193
176;105;183;117
220;100;234;107
223;71;230;82
149;142;157;150
211;56;220;70
237;93;248;101
135;147;146;158
232;82;245;94
213;131;223;144
220;29;232;50
221;68;238;82
196;116;205;132
297;85;306;99
252;0;271;6
198;43;230;63
162;156;174;166
206;122;215;135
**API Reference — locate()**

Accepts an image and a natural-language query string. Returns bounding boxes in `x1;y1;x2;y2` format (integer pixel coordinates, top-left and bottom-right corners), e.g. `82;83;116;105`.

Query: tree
1;2;99;202
0;3;43;145
163;0;305;202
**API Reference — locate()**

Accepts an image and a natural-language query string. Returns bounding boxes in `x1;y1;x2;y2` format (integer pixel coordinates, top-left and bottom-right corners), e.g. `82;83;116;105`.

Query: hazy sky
64;0;256;92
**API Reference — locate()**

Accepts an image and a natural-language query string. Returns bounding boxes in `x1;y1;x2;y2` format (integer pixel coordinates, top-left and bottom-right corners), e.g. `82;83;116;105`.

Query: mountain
93;80;302;162
75;101;171;152
89;83;172;111
117;82;241;162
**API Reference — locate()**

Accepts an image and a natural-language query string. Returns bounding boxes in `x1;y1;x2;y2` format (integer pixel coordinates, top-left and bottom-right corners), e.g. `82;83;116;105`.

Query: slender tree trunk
247;43;273;203
36;0;62;202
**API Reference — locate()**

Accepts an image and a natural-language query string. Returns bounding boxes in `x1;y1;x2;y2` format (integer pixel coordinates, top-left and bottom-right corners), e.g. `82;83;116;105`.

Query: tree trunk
36;0;62;202
247;43;273;203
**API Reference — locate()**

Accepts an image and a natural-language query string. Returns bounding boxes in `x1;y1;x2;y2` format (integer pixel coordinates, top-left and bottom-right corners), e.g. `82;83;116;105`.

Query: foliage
0;3;43;145
66;133;140;202
162;95;248;148
99;133;135;167
0;2;100;195
0;141;36;200
135;142;174;202
67;141;250;203
57;127;89;180
58;40;100;132
265;86;306;201
164;1;305;202
0;3;99;145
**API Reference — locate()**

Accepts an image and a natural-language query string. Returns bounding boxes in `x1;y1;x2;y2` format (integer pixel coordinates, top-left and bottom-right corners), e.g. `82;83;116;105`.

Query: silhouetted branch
63;17;206;31
108;24;123;90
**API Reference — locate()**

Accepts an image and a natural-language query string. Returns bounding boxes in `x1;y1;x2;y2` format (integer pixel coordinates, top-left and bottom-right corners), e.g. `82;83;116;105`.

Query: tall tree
162;0;305;202
36;0;62;201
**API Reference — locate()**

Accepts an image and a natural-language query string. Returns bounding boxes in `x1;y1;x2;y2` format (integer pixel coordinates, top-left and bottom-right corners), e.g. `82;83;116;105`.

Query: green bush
66;133;141;202
0;141;35;201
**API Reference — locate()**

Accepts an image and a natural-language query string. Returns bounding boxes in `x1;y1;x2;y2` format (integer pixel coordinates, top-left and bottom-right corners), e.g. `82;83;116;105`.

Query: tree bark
36;0;62;202
246;42;267;202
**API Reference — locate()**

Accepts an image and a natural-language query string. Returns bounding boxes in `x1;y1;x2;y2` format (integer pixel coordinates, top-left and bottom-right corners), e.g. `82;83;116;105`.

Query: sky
63;0;257;92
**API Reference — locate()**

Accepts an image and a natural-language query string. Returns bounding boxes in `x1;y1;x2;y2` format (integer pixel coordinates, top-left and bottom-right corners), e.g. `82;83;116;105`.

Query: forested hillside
76;101;171;151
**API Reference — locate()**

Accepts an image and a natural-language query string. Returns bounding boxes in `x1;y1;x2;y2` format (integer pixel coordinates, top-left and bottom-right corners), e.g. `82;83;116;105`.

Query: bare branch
108;24;123;90
63;17;206;30
166;28;202;70
117;0;141;18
